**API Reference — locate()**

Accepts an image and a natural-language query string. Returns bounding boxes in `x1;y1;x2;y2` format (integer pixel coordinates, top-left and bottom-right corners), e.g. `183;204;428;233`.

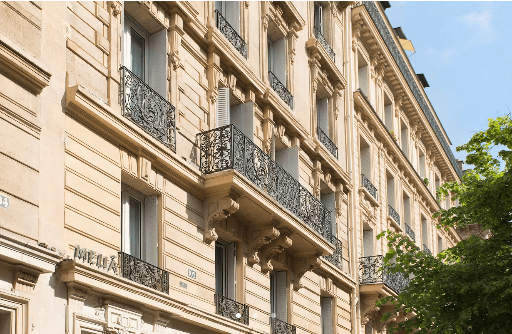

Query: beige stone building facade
0;1;463;334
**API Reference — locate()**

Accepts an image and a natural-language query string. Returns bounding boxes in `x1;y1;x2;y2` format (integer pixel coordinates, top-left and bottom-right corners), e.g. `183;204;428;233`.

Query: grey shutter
317;98;329;134
225;1;240;33
148;29;168;98
273;38;287;85
123;17;132;70
215;1;223;13
270;132;276;160
275;146;299;181
321;192;336;235
363;229;374;257
227;242;236;300
275;271;287;322
315;5;323;34
231;101;254;139
144;195;159;266
321;297;333;334
358;66;368;96
216;87;230;127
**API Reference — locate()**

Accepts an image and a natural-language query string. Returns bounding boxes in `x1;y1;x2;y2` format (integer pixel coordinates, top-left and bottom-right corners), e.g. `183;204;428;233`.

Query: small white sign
0;194;9;209
188;268;196;279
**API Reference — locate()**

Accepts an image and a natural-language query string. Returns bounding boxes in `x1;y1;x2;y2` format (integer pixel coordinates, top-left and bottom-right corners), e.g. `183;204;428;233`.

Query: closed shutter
321;192;336;235
231;101;254;139
275;271;287;322
273;38;287;85
123;17;132;70
121;191;130;254
363;229;374;257
270;132;276;160
216;87;230;127
275;146;299;181
321;297;333;334
227;242;236;300
317;98;329;134
225;1;240;33
148;29;168;98
144;195;159;266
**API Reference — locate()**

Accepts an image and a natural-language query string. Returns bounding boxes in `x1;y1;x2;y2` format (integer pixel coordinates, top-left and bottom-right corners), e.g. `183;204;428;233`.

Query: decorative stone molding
204;197;240;244
109;1;122;17
206;47;221;105
260;235;292;274
292;256;321;291
360;294;381;327
13;267;39;293
247;226;280;266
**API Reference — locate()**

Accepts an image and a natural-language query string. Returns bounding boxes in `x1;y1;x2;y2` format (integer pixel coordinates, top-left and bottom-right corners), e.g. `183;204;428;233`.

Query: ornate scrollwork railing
405;224;416;242
388;205;400;224
314;27;335;61
268;71;294;110
317;126;338;159
119;252;169;294
359;255;409;294
215;294;249;325
120;66;176;153
361;174;378;201
324;235;343;270
423;244;432;255
215;10;247;59
271;317;296;334
198;124;332;242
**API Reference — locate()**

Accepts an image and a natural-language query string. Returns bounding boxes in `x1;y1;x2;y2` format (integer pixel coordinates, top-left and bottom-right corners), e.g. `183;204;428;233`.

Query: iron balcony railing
215;10;247;59
119;252;170;294
388;205;400;224
215;294;249;325
268;71;294;109
405;224;416;242
324;235;343;270
359;255;409;295
361;174;378;201
198;124;333;242
423;244;432;255
314;27;335;61
120;66;176;153
271;317;296;334
317;126;338;159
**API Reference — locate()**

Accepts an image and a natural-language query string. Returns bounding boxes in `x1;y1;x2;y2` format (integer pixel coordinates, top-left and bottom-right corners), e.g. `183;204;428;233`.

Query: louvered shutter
231;101;254;139
216;87;230;127
227;242;236;300
275;271;287;322
123;18;132;70
148;28;168;98
321;192;336;235
144;195;159;266
225;1;240;33
273;38;287;86
317;98;329;134
275;146;299;181
321;297;333;334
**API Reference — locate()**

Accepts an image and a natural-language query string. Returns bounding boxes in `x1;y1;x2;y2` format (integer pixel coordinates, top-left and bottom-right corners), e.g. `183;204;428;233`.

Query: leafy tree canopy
376;115;512;333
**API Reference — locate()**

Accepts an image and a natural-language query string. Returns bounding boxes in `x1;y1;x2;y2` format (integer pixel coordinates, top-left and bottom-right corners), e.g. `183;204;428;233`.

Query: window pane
131;28;145;80
0;310;11;334
215;243;225;296
129;197;141;258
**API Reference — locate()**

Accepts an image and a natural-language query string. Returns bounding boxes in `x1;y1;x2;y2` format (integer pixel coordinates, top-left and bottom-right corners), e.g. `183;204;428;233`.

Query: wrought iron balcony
423;244;432;255
271;317;296;334
314;27;335;61
405;224;416;242
215;294;249;325
215;10;247;59
388;205;400;224
198;124;332;242
120;66;176;153
317;126;338;159
119;252;169;294
359;255;409;295
268;71;294;109
324;235;343;270
361;174;378;201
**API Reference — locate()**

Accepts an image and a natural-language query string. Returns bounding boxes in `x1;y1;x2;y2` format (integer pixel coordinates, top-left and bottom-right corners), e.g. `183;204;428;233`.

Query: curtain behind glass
131;28;145;80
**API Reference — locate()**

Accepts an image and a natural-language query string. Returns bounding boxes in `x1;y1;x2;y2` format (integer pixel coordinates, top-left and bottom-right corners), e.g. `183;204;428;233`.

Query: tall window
121;184;159;266
314;3;324;34
321;296;334;334
317;97;331;138
357;52;369;97
215;87;254;140
270;271;288;322
360;137;372;182
403;193;411;229
321;191;336;236
400;120;408;158
0;309;11;334
215;240;237;300
363;228;374;257
215;1;240;32
267;35;287;86
437;235;443;254
384;94;393;131
421;216;428;249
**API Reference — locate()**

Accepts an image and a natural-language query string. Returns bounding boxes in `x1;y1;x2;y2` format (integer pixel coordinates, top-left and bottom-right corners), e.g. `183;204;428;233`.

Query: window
267;35;287;86
270;271;288;322
314;3;324;34
384;94;393;131
317;97;330;138
400;120;408;158
421;216;428;249
363;228;374;257
320;296;334;334
403;193;411;229
437;235;443;254
121;184;159;266
365;320;373;334
357;52;369;97
320;191;336;236
215;1;240;33
419;150;426;178
215;240;237;300
275;145;299;181
386;172;396;210
360;137;372;182
0;309;11;334
216;87;254;137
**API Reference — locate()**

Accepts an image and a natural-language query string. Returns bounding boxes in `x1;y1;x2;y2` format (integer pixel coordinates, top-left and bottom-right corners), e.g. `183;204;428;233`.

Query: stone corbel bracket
361;294;381;327
260;235;292;274
247;226;280;267
13;266;40;293
204;197;239;244
292;256;321;291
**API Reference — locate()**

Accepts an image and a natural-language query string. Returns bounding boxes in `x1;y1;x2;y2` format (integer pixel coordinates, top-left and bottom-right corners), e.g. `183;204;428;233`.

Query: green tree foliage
376;115;512;333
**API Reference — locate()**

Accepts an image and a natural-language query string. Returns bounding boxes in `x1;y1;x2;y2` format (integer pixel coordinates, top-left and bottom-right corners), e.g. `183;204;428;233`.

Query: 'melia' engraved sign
74;245;118;275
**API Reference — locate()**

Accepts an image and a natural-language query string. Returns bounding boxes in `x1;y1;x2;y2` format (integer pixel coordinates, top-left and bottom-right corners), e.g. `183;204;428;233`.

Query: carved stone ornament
247;226;280;266
260;235;292;274
204;197;239;244
292;256;321;291
109;1;121;17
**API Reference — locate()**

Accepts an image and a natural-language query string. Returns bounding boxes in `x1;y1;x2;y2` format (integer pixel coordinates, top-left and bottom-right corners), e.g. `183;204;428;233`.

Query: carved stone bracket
13;267;39;293
360;293;381;327
247;226;280;267
260;235;292;274
292;256;321;291
204;197;239;244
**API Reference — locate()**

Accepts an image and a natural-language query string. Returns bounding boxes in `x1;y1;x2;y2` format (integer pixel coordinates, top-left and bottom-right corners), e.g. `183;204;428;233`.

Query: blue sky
385;1;511;167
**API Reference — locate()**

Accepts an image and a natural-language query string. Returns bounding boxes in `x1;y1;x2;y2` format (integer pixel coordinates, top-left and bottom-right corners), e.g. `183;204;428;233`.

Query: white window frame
121;184;146;260
123;13;149;82
215;239;237;300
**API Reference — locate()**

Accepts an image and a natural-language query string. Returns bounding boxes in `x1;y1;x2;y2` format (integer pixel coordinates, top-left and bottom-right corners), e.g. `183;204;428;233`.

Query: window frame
121;184;146;260
123;13;149;82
